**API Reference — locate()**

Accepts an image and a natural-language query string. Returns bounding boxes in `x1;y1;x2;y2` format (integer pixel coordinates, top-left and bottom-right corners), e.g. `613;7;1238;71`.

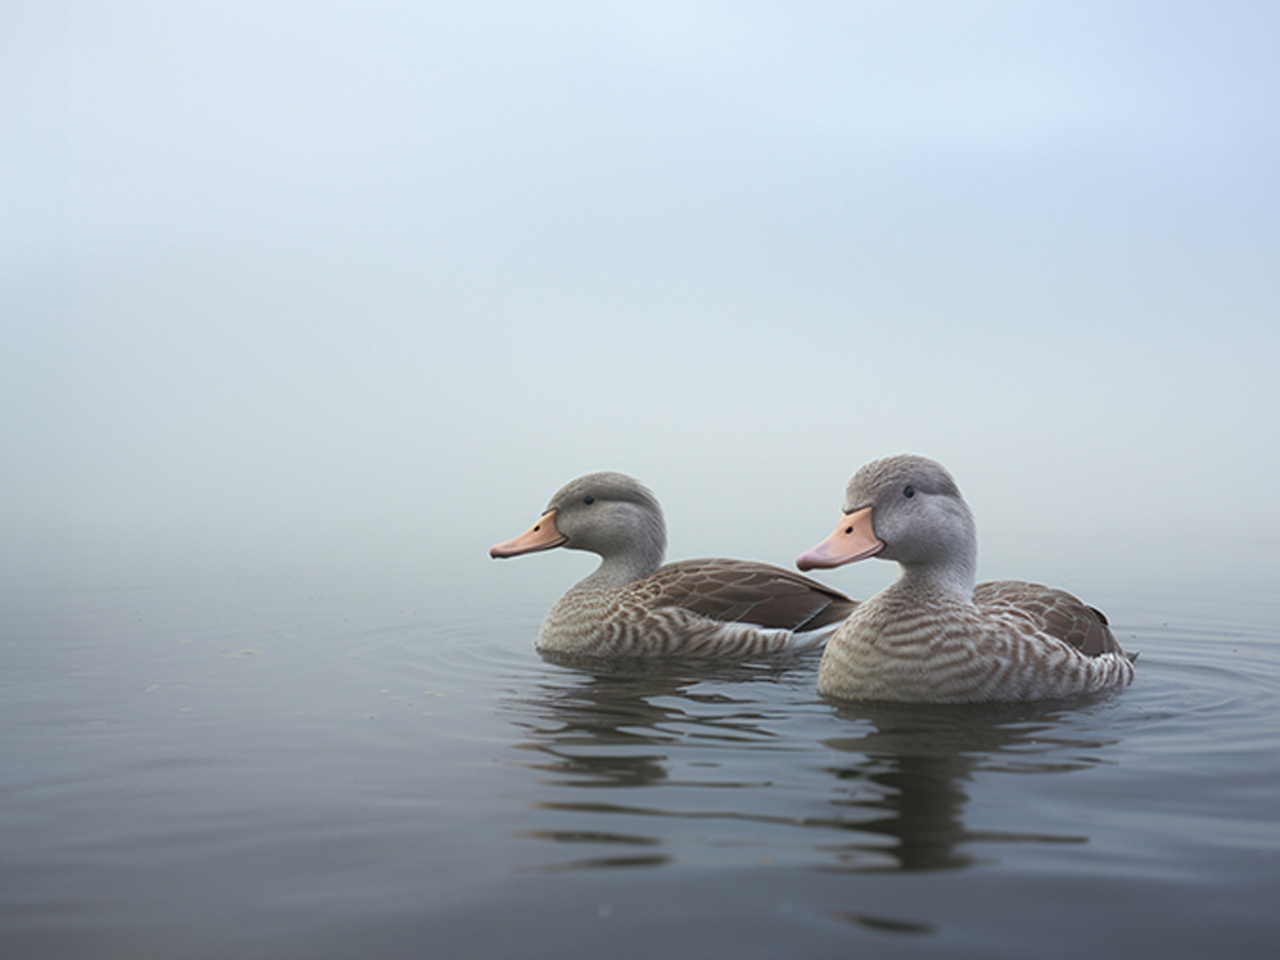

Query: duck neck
582;542;664;589
893;550;977;604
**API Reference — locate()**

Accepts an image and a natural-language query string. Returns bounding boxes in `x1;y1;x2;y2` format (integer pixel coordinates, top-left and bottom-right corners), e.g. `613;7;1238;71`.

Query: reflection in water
509;657;793;789
819;700;1110;872
503;658;1122;878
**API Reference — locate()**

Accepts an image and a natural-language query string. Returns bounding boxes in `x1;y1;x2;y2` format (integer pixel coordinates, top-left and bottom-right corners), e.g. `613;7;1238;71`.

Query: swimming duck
797;455;1135;702
491;472;856;659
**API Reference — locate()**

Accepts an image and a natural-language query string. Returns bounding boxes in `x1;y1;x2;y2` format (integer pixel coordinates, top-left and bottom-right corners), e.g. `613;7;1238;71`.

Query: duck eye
903;485;915;499
583;496;595;505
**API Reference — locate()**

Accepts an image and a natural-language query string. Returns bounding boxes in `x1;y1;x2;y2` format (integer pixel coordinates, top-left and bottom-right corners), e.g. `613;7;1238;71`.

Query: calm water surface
3;559;1279;959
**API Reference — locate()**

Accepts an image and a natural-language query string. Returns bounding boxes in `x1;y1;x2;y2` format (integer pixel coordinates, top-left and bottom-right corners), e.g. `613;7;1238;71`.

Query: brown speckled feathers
973;581;1126;659
646;559;855;632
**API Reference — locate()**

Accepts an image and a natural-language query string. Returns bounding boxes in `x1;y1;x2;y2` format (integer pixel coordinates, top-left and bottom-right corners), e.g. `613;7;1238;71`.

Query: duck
490;471;856;659
796;454;1135;702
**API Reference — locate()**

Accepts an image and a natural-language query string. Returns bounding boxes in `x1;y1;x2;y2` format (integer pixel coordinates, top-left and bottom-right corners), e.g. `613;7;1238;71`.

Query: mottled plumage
797;455;1136;703
491;472;855;659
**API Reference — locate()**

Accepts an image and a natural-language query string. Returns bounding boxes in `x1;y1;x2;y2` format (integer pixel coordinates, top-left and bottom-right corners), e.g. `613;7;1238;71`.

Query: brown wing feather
973;580;1123;658
647;558;857;632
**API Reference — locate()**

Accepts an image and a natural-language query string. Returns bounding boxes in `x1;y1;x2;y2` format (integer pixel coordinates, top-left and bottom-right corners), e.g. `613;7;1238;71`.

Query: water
3;557;1279;959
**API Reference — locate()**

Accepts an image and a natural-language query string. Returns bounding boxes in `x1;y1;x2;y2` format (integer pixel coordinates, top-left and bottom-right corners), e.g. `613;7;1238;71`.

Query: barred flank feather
815;582;1135;702
537;559;854;658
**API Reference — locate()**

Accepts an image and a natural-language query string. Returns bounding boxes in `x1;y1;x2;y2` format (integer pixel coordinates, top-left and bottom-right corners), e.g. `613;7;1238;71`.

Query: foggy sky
4;2;1278;602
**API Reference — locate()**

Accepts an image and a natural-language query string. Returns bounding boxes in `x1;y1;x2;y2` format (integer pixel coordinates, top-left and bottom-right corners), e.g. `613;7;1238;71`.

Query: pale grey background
4;2;1277;610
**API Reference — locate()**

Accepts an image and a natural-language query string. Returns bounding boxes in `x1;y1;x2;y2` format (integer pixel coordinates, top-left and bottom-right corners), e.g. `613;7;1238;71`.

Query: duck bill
489;509;568;558
796;506;883;571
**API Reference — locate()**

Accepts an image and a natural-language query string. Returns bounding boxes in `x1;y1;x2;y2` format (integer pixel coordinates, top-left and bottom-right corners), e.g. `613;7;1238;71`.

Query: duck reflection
503;657;1122;876
509;657;793;789
505;657;798;872
817;699;1112;872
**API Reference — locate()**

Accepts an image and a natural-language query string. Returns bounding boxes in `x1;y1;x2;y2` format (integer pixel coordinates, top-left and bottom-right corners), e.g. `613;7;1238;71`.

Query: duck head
797;455;977;584
489;472;667;576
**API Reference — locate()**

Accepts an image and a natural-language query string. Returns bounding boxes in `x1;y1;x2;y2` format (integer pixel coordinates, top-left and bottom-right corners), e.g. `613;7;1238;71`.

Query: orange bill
796;506;883;571
489;509;567;558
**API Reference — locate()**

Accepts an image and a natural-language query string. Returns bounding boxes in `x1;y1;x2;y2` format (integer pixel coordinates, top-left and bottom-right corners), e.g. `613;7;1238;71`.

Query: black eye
583;496;595;505
903;485;915;499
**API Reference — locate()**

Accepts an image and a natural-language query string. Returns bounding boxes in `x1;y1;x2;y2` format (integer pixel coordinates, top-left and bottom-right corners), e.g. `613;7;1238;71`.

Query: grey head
490;471;668;578
798;454;978;585
843;455;975;568
542;471;667;564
